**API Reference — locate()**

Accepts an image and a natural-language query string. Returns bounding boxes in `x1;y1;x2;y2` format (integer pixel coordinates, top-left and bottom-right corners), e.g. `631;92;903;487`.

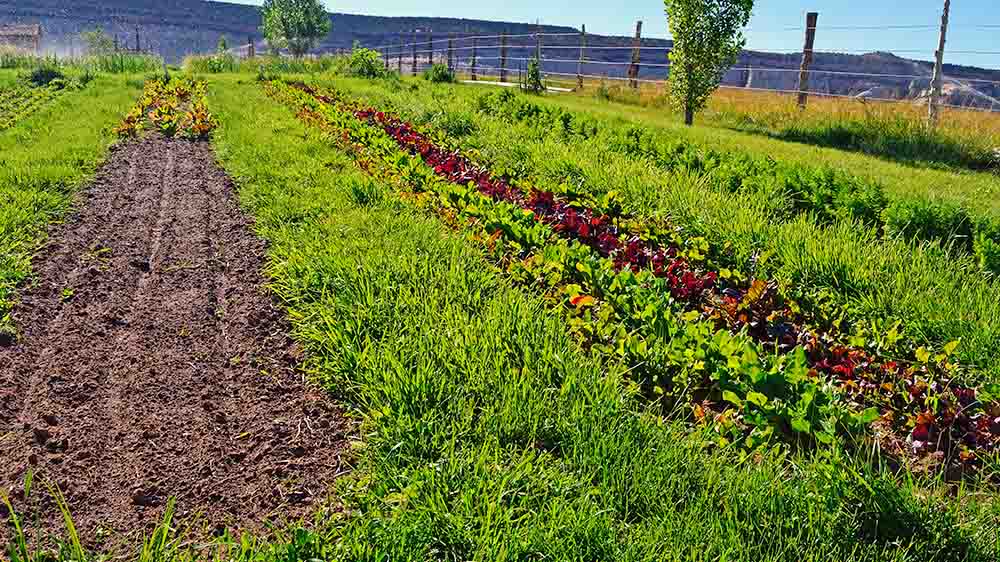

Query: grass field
3;63;1000;560
537;75;1000;174
322;77;1000;379
0;72;141;339
210;75;1000;561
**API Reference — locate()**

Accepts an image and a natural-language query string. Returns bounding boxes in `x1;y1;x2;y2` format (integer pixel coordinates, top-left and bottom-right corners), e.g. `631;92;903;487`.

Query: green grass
193;74;1000;562
0;74;140;339
587;83;1000;173
552;93;1000;221
313;78;1000;382
183;54;350;75
6;74;1000;560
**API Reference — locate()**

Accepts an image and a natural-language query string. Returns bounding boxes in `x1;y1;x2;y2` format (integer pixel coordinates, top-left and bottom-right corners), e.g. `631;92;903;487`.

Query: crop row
0;84;62;131
475;90;1000;276
266;79;1000;477
114;77;218;140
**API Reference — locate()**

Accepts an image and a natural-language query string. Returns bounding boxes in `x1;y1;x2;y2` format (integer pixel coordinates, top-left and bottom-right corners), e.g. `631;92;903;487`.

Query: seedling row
265;79;1000;478
0;84;62;131
114;77;218;140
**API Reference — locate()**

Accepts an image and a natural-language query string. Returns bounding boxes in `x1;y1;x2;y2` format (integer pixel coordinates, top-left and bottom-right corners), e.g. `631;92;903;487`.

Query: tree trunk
684;105;694;126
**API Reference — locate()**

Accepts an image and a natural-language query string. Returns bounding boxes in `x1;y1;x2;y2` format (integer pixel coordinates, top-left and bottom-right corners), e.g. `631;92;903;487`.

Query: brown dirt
0;135;349;549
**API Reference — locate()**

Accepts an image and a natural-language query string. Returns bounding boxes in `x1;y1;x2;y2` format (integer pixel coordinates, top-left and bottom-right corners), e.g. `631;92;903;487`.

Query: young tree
663;0;754;125
80;28;114;55
260;0;332;57
217;35;228;53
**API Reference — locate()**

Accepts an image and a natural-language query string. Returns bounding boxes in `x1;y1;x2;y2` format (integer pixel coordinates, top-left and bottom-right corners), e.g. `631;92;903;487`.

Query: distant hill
2;0;998;109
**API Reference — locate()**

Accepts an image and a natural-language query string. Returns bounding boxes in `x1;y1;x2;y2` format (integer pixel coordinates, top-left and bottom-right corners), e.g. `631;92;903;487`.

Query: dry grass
540;77;1000;170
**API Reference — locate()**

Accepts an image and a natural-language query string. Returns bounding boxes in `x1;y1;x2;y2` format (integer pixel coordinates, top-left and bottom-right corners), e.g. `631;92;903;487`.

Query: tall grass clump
0;47;162;74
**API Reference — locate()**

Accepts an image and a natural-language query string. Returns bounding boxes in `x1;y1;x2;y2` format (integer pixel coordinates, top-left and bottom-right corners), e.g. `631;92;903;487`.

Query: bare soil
0;135;348;548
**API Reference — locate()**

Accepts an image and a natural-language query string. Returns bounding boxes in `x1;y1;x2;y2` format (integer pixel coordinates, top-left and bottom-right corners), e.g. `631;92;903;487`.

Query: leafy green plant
19;65;64;88
347;48;390;79
882;198;974;252
422;63;455;84
523;57;545;94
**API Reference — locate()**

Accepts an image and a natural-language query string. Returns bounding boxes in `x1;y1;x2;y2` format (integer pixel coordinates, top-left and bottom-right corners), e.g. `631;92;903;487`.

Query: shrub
523;58;545;94
20;65;65;87
882;198;974;252
422;63;455;84
975;234;1000;275
346;48;390;79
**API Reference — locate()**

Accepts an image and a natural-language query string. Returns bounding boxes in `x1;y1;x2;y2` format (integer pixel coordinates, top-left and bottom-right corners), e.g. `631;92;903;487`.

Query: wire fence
346;22;1000;114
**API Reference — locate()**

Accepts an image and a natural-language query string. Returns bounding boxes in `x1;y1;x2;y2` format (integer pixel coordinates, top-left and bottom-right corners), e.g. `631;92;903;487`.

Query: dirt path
0;136;348;548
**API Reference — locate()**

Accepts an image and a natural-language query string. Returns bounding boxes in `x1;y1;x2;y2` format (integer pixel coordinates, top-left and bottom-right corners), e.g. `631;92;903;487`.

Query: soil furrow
0;135;348;550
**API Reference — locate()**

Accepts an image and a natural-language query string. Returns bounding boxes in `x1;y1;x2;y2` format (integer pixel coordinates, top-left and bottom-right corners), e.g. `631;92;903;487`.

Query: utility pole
427;32;433;66
928;0;951;126
796;12;819;109
577;24;587;91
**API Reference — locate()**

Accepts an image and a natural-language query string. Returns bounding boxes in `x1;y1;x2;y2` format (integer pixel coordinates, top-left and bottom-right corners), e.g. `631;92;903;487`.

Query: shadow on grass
727;117;998;173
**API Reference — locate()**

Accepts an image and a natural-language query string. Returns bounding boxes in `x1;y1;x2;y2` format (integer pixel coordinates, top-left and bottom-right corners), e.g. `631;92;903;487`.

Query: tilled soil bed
0;135;348;549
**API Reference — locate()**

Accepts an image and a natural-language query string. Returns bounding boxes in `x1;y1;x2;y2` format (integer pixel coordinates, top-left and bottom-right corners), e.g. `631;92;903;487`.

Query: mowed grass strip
0;74;141;339
326;78;1000;380
200;76;1000;561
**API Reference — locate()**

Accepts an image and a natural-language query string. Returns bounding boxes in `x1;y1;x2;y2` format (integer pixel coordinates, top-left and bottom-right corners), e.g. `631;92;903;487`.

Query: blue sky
228;0;1000;68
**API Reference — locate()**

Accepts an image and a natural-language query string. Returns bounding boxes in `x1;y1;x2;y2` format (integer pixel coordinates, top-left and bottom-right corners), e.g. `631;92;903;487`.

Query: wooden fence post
427;33;433;67
471;37;478;81
500;30;508;83
411;33;418;75
535;24;543;87
397;40;403;74
248;36;255;58
928;0;951;126
577;24;586;91
796;12;818;109
448;34;454;72
628;20;643;89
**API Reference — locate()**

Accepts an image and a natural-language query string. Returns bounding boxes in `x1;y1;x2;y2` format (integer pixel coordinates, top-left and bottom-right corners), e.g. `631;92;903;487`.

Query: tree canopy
663;0;754;125
260;0;332;57
79;28;114;55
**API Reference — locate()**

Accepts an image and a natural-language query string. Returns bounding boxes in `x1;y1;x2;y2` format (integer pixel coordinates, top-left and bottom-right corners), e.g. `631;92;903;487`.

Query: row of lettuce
265;78;999;477
476;90;1000;276
0;82;66;131
114;77;218;140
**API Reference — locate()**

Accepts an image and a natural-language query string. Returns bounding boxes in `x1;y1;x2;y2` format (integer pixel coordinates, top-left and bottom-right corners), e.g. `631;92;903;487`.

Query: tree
260;0;332;57
663;0;753;125
523;57;545;94
80;28;114;56
217;35;228;53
